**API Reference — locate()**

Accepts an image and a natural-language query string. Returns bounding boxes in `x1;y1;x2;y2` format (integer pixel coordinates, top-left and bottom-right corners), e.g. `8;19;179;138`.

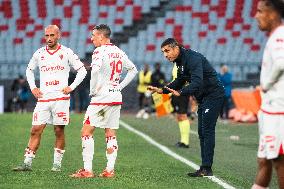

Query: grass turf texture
0;113;279;189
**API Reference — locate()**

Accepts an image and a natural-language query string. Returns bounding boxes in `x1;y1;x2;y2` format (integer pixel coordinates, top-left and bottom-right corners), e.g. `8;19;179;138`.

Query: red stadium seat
13;38;23;44
217;38;227;44
26;31;35;38
146;44;155;51
0;25;8;31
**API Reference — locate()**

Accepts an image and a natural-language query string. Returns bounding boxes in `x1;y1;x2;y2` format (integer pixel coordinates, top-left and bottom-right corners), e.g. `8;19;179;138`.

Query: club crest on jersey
56;112;66;118
41;56;45;60
276;38;284;43
93;51;99;55
59;54;63;60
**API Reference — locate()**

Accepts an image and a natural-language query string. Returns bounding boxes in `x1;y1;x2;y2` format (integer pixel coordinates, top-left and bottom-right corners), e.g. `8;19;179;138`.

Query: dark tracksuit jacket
163;47;225;167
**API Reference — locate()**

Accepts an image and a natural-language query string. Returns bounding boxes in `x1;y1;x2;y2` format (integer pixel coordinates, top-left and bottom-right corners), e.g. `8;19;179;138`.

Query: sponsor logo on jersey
59;54;63;60
46;80;60;86
41;56;45;60
40;65;65;72
109;88;121;92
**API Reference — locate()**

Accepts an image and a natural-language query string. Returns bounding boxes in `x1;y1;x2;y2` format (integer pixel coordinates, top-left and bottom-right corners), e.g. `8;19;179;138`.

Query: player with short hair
252;0;284;188
13;25;87;172
70;24;137;178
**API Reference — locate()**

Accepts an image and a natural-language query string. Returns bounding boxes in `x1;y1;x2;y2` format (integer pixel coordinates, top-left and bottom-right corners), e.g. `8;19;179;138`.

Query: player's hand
147;86;163;94
164;86;180;96
32;88;43;99
256;85;267;93
62;86;73;95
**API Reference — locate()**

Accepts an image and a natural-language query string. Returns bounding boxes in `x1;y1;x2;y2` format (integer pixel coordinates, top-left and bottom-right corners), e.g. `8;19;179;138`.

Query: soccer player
148;38;225;177
13;25;87;171
171;63;190;148
70;24;137;178
252;1;284;188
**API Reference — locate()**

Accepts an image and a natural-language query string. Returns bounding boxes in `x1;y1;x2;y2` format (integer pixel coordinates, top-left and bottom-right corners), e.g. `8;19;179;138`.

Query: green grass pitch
0;113;279;189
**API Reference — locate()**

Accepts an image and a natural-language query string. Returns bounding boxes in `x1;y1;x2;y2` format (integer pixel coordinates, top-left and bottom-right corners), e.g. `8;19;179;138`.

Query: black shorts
171;95;189;114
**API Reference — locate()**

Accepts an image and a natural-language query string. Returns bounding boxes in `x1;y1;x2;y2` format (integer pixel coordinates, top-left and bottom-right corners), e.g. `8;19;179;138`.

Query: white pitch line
120;120;236;189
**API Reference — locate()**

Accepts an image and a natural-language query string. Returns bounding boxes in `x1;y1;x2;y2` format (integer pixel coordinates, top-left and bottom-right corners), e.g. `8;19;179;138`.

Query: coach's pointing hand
147;86;163;94
32;88;43;99
164;86;180;96
62;86;73;95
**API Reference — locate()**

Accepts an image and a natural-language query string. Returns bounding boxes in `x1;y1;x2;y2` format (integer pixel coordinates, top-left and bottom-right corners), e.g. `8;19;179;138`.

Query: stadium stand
0;0;266;81
119;0;266;81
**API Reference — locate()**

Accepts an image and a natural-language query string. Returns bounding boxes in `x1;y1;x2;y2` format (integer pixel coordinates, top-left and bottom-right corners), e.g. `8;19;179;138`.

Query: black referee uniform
163;47;225;176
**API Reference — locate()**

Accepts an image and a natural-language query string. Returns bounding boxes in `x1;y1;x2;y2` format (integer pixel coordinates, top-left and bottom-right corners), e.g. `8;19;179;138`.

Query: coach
148;38;225;177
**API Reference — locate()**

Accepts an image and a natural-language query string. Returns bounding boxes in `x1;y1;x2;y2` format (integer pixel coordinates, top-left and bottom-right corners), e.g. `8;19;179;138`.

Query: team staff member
148;38;225;177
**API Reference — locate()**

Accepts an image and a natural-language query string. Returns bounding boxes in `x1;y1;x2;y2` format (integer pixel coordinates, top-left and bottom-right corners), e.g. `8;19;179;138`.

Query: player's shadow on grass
232;142;258;150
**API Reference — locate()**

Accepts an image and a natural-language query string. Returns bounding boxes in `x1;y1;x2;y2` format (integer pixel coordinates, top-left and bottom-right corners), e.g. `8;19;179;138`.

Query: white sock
82;135;94;172
23;147;35;166
105;136;118;172
53;148;65;166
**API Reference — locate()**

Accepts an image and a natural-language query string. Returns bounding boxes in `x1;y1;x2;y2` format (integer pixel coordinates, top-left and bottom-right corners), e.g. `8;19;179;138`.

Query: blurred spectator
77;63;91;113
136;63;152;119
151;62;166;88
68;70;77;113
218;64;232;119
68;63;90;113
6;75;30;113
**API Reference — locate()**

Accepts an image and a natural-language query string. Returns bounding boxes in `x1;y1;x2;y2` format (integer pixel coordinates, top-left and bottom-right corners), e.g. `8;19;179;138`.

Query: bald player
13;25;87;172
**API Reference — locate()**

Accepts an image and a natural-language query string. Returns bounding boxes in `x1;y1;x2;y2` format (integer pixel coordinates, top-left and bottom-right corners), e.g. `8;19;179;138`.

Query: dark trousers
197;97;224;168
220;96;231;119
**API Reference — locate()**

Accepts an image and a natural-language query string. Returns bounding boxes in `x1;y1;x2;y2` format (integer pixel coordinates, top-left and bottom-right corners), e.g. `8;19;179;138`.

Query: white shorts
257;111;284;159
83;105;121;129
32;99;70;126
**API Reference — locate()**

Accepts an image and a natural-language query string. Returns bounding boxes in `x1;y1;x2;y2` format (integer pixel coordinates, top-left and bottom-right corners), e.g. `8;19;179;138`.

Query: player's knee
81;124;94;136
272;155;284;170
81;129;92;137
257;158;270;168
30;127;43;136
105;128;115;137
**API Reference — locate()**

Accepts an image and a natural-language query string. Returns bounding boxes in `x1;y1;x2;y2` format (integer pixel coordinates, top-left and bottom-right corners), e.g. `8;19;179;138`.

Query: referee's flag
152;93;173;117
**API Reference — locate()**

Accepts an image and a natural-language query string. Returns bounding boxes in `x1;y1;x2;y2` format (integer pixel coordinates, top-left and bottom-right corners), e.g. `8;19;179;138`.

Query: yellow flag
152;93;173;117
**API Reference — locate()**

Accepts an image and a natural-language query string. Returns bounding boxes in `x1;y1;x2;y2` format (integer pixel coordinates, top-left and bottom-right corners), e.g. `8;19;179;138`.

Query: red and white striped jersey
26;44;84;100
90;43;137;105
260;24;284;113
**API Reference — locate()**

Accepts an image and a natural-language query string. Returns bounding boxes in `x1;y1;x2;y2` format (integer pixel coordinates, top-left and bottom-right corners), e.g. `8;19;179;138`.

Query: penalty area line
120;120;236;189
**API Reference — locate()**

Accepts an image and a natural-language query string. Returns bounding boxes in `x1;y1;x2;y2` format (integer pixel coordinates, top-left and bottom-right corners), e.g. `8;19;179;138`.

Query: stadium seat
0;0;266;81
119;0;266;81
